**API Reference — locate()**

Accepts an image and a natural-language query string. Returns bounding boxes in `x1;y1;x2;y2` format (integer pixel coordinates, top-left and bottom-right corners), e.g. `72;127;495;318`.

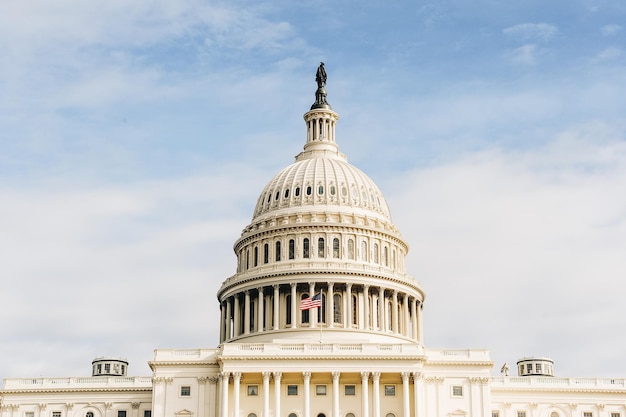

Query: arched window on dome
330;185;336;195
249;300;255;332
384;246;389;266
333;293;342;324
286;294;292;325
246;249;250;270
318;238;325;258
352;294;358;326
392;249;396;269
284;189;290;198
347;239;355;260
289;239;295;259
333;238;340;258
361;241;368;261
303;238;310;259
306;186;312;196
318;185;324;195
263;243;269;264
301;293;310;324
387;300;393;331
295;187;300;197
373;243;379;264
254;247;259;267
275;241;281;262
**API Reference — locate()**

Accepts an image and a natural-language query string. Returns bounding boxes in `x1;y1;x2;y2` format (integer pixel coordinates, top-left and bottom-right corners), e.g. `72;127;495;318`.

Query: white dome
252;157;392;225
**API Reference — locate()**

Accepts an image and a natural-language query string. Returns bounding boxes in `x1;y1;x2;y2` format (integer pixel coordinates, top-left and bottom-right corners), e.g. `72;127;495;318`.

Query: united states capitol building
2;65;625;417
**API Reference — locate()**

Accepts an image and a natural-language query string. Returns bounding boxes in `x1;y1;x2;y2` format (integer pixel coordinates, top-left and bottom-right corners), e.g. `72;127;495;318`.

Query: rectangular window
25;413;34;417
97;364;102;373
287;385;298;395
452;386;463;397
492;412;499;417
611;413;620;417
180;386;191;396
583;413;593;417
345;385;356;396
52;413;61;417
316;385;327;395
535;363;542;373
288;239;295;259
384;385;395;396
517;412;526;417
118;412;126;417
526;364;532;373
104;363;110;373
248;385;258;396
144;411;151;417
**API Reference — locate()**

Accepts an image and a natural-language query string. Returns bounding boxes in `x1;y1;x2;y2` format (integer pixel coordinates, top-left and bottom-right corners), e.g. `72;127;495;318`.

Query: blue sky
1;0;626;381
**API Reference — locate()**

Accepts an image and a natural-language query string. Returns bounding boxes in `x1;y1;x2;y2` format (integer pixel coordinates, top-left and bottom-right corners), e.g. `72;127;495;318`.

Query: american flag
299;293;322;310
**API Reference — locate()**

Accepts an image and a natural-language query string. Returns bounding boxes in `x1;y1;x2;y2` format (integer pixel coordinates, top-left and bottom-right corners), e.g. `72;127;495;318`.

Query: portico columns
233;372;241;417
262;372;271;417
273;372;282;417
220;372;229;417
402;295;410;336
303;372;312;417
361;372;370;417
273;285;280;330
412;372;424;417
372;372;381;417
332;371;340;417
401;372;410;417
378;287;385;331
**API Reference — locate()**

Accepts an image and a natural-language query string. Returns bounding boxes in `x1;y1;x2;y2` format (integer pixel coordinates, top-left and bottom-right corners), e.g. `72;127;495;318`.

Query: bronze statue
316;62;327;88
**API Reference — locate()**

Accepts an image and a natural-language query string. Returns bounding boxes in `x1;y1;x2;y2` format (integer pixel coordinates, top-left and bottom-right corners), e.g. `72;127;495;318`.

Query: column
392;290;399;333
372;372;381;417
273;372;282;417
346;283;353;328
412;373;424;417
328;282;335;328
198;378;207;417
401;372;410;417
402;294;410;336
309;282;317;328
257;287;264;333
233;296;241;337
244;291;251;335
219;302;225;342
361;372;370;417
209;377;219;417
332;372;340;417
273;285;280;330
417;302;424;342
364;285;370;330
225;299;232;341
233;373;241;417
372;293;378;330
410;298;417;340
303;371;311;417
221;372;229;417
290;283;297;328
262;372;271;417
378;287;385;331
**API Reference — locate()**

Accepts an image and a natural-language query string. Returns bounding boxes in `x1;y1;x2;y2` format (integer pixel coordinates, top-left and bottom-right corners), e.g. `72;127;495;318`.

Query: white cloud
592;47;622;63
506;43;540;66
601;24;622;36
503;23;558;42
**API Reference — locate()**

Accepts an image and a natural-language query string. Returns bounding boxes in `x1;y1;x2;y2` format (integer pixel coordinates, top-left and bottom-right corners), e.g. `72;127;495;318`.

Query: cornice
490;386;626;395
218;355;427;362
0;387;152;395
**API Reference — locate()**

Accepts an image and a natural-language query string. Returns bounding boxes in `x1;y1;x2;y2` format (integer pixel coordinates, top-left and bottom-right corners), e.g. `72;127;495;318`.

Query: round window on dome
284;189;290;198
295;187;300;197
306;186;312;196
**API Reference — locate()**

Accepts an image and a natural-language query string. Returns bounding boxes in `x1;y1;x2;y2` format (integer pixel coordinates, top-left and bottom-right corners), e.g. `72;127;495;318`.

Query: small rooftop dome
92;357;129;376
517;357;554;377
